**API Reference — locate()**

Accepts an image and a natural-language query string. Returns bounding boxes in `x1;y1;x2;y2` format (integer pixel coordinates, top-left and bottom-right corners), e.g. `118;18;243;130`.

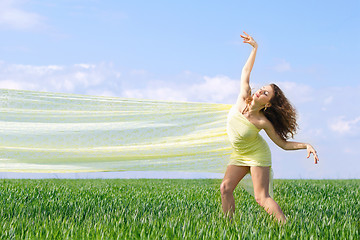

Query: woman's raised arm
238;32;258;100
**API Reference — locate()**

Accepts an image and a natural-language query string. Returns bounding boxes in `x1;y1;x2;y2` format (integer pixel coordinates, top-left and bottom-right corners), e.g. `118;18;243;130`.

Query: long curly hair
245;83;298;140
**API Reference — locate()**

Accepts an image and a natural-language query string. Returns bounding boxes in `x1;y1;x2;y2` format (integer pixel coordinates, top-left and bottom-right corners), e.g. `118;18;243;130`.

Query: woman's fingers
315;153;319;164
306;144;319;164
241;34;250;43
311;151;319;164
241;32;256;47
241;32;251;39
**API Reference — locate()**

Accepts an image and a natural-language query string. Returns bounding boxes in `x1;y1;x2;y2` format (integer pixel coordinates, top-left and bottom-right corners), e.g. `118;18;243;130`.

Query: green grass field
0;179;359;239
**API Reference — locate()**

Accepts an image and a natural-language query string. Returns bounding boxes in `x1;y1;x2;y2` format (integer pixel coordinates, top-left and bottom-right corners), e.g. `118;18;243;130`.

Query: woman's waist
230;137;270;152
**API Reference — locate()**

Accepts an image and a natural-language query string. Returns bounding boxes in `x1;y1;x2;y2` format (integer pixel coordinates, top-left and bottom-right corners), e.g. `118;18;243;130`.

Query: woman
220;32;319;223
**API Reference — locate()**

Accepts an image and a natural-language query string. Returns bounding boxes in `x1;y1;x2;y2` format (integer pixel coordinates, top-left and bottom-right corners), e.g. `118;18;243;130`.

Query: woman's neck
246;101;263;115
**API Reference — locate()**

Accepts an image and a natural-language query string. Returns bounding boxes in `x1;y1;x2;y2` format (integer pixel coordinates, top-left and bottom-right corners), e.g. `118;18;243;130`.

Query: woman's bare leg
220;165;250;219
250;167;286;223
250;166;286;223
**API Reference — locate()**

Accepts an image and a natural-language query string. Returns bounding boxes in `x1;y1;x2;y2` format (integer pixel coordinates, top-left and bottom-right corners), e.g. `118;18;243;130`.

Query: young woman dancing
220;32;319;223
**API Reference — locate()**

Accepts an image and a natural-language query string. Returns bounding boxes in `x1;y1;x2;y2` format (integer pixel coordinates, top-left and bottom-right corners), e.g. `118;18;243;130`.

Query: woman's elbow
242;67;251;74
279;141;288;150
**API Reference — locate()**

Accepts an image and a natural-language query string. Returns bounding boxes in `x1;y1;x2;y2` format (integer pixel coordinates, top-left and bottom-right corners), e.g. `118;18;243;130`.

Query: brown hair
244;83;298;140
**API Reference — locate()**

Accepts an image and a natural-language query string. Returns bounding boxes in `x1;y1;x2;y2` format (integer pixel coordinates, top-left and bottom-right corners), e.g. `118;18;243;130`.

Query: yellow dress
227;105;271;166
226;105;274;197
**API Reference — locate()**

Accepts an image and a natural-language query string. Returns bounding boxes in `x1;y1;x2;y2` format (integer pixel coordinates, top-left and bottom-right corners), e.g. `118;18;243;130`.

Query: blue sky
0;0;359;178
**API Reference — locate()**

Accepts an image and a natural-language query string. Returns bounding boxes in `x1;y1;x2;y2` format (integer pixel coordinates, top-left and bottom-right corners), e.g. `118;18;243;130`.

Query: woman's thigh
250;166;270;197
221;165;250;192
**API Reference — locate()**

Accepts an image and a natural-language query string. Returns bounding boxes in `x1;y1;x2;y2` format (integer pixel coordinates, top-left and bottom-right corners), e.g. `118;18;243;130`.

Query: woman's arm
284;142;319;164
238;32;258;100
263;120;319;164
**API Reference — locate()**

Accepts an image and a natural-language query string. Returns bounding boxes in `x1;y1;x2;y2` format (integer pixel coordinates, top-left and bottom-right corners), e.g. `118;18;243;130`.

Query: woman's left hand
240;31;258;48
306;144;319;164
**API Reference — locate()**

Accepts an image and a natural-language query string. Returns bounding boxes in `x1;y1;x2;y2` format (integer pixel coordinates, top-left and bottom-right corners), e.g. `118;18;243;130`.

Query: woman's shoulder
234;101;248;113
235;94;248;109
258;113;273;130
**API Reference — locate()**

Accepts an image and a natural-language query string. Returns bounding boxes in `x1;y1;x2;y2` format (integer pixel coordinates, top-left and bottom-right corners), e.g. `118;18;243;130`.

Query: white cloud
86;89;117;97
321;96;334;111
0;79;34;90
129;69;148;76
121;75;239;103
272;59;291;72
122;87;188;101
74;64;96;69
0;61;122;96
9;64;64;75
189;75;238;103
329;116;360;134
323;96;333;105
0;0;45;31
276;81;314;104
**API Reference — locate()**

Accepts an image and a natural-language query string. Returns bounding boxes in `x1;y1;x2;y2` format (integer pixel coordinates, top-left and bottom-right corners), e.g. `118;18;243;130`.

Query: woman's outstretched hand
306;144;319;164
240;31;258;48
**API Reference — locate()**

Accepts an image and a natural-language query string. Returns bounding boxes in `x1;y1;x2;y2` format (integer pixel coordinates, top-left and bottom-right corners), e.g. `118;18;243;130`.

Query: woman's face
253;85;274;105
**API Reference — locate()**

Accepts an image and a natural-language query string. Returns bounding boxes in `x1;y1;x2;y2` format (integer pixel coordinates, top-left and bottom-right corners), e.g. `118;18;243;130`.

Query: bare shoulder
235;85;251;108
258;114;273;130
234;97;247;112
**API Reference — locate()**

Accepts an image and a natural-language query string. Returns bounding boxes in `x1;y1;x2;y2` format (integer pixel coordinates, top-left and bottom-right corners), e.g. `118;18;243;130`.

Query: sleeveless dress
226;105;274;197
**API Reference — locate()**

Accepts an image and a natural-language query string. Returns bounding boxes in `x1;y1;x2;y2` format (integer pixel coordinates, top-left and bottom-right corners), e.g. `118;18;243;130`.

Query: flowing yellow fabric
0;88;274;196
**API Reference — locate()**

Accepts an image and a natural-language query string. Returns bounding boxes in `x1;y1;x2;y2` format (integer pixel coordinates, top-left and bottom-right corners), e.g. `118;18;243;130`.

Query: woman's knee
220;180;234;195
